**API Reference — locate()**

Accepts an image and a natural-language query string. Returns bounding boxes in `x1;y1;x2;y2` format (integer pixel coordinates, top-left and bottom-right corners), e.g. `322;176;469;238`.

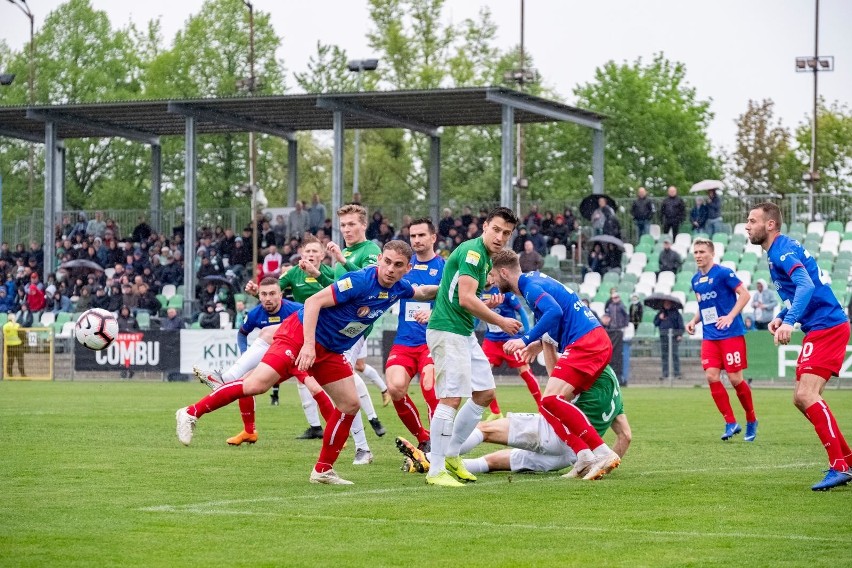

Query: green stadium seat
137;311;151;330
712;233;729;245
827;221;844;233
53;321;64;335
167;295;184;309
620;273;638;285
721;251;740;264
753;270;771;284
234;293;248;304
156;294;168;310
673;281;693;295
190;321;201;329
790;222;806;234
645;261;660;273
617;282;635;296
594;290;611;304
817;258;834;272
642;310;656;324
639;234;655;247
681;259;697;273
0;313;7;326
837;250;852;262
635;322;658;338
543;255;559;270
737;261;757;274
56;312;73;325
602;272;620;285
740;252;758;265
635;243;653;255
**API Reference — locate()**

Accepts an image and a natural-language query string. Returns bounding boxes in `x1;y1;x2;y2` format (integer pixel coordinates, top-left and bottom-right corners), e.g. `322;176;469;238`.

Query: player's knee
471;389;494;407
792;391;812;411
386;377;407;400
338;398;361;415
354;359;366;373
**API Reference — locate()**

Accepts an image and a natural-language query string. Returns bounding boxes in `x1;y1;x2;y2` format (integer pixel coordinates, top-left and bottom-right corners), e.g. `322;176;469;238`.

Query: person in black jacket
660;185;686;239
631;186;656;238
654;300;684;379
198;303;220;329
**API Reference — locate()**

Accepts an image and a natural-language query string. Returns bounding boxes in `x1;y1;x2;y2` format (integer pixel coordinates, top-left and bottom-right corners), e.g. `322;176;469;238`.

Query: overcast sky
2;0;850;150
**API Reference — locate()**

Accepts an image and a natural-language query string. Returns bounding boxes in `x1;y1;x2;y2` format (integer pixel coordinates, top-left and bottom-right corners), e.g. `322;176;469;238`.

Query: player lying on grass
397;365;631;476
177;240;438;485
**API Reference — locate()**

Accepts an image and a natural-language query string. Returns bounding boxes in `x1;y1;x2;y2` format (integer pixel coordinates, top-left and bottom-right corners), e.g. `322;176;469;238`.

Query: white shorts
507;412;572;456
426;329;495;398
509;449;575;473
344;336;368;366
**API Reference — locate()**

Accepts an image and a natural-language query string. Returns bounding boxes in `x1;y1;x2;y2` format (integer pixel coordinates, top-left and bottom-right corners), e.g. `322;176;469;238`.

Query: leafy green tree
563;54;721;198
792;100;852;195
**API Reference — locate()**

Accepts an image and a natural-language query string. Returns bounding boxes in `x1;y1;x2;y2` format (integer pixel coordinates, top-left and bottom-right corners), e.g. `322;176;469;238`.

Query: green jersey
427;237;491;336
334;239;380;278
575;365;624;436
278;264;335;304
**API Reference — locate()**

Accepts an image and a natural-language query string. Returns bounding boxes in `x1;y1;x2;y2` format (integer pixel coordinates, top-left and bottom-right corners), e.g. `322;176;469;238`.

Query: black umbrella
59;259;104;272
579;194;616;220
202;274;236;290
588;234;625;250
643;293;683;311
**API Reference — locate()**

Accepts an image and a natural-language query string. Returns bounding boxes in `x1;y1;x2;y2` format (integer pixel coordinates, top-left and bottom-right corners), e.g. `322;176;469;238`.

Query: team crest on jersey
357;306;370;317
378;291;388;299
413;264;428;270
465;250;481;265
337;278;353;292
429;268;438;276
709;278;714;284
285;349;294;360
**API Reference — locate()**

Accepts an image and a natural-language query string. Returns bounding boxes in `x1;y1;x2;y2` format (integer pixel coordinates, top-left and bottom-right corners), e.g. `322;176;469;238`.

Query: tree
726;99;800;196
562;54;721;198
792;100;852;196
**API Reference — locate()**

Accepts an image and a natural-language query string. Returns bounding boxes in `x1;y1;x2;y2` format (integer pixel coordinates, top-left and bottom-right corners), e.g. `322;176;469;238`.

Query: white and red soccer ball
74;308;119;351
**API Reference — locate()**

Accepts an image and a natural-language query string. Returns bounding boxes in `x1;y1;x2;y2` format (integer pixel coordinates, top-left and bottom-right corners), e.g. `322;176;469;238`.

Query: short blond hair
337;204;367;225
692;238;715;252
491;249;520;270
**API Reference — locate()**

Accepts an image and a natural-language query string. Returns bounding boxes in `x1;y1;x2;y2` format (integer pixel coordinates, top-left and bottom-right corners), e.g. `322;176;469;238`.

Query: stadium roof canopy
0;87;606;315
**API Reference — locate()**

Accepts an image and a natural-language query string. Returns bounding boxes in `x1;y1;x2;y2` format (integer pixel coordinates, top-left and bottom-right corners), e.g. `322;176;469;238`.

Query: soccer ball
75;308;119;351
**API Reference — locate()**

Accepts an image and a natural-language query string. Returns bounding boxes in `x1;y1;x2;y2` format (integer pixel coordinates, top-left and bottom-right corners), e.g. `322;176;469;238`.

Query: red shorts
386;343;433;377
551;327;612;393
797;322;851;381
261;313;353;386
701;336;748;373
482;338;526;369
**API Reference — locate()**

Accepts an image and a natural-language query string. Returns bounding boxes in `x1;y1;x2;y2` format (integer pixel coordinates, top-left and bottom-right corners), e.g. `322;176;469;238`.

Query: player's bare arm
458;275;521;335
715;284;751;330
411;285;438;302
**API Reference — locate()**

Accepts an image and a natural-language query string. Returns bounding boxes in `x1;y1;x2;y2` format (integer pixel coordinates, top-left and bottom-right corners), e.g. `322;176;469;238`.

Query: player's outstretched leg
395;436;430;473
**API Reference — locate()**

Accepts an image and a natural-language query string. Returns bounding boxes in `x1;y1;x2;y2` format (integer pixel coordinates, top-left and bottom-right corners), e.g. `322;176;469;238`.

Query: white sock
351;411;370;451
361;363;388;392
296;382;321;428
354;374;377;420
426;403;456;477
463;457;490;474
447;400;486;457
458;428;485;455
222;338;269;382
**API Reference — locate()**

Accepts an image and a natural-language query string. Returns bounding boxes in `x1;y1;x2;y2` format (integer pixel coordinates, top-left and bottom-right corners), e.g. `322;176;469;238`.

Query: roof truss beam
485;90;603;131
0;126;43;143
26;109;160;145
167;102;296;141
315;97;440;137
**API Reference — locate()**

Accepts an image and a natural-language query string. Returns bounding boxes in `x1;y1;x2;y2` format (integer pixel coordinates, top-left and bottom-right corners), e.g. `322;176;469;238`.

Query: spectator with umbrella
647;294;685;380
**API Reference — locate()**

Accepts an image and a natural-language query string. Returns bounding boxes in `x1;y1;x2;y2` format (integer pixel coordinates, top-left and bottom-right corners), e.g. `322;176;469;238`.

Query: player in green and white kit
399;366;631;474
326;204;388;463
424;207;521;487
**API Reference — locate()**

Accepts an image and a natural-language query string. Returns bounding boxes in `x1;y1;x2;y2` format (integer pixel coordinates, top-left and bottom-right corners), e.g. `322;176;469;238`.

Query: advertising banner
74;331;181;371
179;329;242;374
744;330;852;380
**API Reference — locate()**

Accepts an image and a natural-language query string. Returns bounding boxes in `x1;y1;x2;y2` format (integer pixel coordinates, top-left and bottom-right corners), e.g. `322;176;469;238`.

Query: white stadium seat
807;221;825;237
657;271;676;288
549;244;567;260
583;272;602;289
736;270;752;289
733;222;748;236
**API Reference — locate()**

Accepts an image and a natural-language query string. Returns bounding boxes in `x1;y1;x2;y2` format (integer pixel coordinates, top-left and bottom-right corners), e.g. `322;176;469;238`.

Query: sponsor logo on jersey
378;291;388;299
699;291;718;301
339;321;369;338
465;250;481;265
305;277;317;283
269;316;281;323
699;276;708;283
357;306;370;317
413;264;428;270
337;277;353;292
709;278;714;284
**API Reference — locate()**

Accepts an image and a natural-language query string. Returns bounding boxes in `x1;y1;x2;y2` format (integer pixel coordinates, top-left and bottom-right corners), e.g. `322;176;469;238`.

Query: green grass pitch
1;381;850;567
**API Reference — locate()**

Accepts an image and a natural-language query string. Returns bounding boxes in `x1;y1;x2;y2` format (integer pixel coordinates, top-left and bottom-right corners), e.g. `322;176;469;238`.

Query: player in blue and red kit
685;238;757;442
176;241;438;485
480;286;539;419
490;250;621;481
747;202;852;490
386;219;443;451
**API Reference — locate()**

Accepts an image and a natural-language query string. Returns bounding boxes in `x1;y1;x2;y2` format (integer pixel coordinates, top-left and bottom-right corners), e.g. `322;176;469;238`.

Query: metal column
500;105;515;209
592;129;605;195
151;144;162;233
183;117;197;319
331;111;344;246
55;144;65;216
287;139;298;207
43;122;56;275
429;136;441;226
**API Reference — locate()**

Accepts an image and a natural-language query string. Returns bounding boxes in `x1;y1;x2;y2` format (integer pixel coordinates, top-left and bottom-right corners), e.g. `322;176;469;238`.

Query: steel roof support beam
167;102;296;141
288;139;298;208
0;127;43;143
316;97;440;138
43;121;57;275
26;109;160;145
500;105;515;210
485;90;603;131
183;117;197;319
593;130;605;195
429;136;441;227
331;111;344;246
151;145;162;233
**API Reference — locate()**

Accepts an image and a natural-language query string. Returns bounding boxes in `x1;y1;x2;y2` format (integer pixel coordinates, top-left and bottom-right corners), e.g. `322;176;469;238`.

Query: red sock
315;409;356;473
313;390;335;423
709;381;736;423
238;396;255;433
519;369;542;404
420;382;438;420
540;396;600;451
393;395;430;443
539;396;602;454
805;401;850;472
489;398;501;414
733;381;756;423
188;381;245;418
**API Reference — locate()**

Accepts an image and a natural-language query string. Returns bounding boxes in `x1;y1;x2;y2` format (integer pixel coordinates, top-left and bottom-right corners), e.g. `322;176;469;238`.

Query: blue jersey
299;265;415;353
767;234;848;333
240;299;301;335
691;264;746;340
517;272;601;350
395;255;444;347
483;288;525;342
